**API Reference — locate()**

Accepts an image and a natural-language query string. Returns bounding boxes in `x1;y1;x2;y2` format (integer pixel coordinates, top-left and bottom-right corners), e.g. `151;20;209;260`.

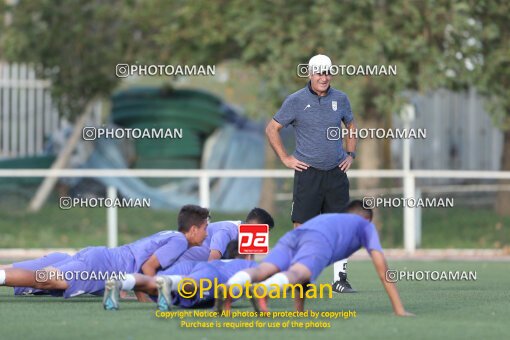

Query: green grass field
1;260;508;339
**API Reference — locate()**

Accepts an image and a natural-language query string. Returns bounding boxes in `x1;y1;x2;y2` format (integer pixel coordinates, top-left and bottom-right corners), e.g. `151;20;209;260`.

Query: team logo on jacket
332;101;337;111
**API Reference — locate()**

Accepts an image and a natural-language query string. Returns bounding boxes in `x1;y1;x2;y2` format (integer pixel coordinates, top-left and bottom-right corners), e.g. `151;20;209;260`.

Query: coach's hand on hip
339;154;353;172
282;155;309;172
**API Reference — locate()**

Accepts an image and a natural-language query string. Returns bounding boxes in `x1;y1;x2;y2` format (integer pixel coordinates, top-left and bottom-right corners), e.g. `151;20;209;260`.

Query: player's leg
227;232;296;289
0;253;71;288
260;263;311;313
225;262;280;293
255;232;332;312
9;252;72;295
284;265;312;312
0;267;68;290
215;263;279;312
293;280;311;312
322;167;354;293
219;235;295;312
332;259;355;293
247;263;312;313
257;263;312;293
291;168;323;228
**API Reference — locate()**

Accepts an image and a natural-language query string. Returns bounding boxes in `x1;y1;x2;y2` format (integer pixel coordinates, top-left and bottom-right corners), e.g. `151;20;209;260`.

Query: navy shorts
291;166;349;223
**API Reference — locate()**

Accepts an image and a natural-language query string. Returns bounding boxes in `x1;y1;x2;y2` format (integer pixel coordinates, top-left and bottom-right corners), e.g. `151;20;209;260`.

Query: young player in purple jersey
219;200;414;317
102;240;255;310
0;205;209;299
129;208;273;302
203;207;274;260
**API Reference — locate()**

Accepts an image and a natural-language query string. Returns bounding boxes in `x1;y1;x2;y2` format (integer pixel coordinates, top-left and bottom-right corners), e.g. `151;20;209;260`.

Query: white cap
308;54;332;74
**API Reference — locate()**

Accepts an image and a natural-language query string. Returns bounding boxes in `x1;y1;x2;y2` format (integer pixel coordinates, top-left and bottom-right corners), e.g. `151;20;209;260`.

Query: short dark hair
223;239;240;259
177;205;210;232
345;200;373;221
246;207;275;229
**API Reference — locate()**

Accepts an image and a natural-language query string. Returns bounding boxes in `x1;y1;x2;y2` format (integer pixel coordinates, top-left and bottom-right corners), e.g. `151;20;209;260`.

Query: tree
1;0;140;120
446;1;510;215
4;1;507;212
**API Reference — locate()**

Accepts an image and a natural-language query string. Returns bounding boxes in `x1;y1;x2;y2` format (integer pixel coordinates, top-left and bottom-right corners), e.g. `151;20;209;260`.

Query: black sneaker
332;272;356;293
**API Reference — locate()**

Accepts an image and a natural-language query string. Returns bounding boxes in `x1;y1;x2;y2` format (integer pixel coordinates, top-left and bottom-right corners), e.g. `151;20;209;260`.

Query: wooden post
28;103;93;212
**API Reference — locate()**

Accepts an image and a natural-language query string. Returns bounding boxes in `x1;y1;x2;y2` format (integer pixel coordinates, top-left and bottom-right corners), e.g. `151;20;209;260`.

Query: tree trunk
495;130;510;216
357;118;384;190
28;105;92;212
356;117;387;229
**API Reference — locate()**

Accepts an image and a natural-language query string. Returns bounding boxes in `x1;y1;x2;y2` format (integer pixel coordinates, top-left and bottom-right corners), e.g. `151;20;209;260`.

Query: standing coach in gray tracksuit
265;54;358;293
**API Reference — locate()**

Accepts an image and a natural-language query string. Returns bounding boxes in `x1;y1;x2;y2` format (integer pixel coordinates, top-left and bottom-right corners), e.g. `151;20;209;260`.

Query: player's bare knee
255;263;279;281
287;265;312;284
143;279;158;293
243;267;260;282
34;278;66;290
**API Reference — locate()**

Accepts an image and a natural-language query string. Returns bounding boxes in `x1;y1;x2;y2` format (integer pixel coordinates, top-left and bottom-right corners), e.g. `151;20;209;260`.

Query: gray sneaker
103;279;122;310
156;276;173;311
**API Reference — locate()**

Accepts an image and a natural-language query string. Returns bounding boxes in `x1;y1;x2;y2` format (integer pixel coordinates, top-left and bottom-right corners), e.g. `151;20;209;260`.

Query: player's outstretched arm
141;255;161;277
134;291;153;302
208;250;222;261
370;250;414;317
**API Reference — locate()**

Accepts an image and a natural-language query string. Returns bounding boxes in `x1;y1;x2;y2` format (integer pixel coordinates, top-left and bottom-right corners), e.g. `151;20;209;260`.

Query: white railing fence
0;62;102;158
0;62;57;157
0;168;509;253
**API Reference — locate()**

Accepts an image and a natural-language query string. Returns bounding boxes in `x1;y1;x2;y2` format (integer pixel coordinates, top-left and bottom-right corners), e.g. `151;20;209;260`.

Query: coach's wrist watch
346;151;356;159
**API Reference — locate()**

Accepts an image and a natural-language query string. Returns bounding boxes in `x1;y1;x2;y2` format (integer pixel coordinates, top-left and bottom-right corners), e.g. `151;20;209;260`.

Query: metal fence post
199;172;210;208
403;173;416;253
107;186;118;248
402;104;416;254
415;188;422;248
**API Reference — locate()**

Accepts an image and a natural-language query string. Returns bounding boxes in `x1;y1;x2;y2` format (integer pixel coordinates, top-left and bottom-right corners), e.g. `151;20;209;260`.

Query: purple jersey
177;246;210;262
298;213;383;262
123;230;189;271
201;221;239;256
263;214;382;281
11;232;189;298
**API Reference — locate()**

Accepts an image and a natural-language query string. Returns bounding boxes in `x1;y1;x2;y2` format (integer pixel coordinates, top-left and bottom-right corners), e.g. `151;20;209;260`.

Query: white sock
120;274;136;291
333;259;348;281
0;270;5;285
227;271;252;295
260;273;289;292
227;271;252;286
163;275;182;291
